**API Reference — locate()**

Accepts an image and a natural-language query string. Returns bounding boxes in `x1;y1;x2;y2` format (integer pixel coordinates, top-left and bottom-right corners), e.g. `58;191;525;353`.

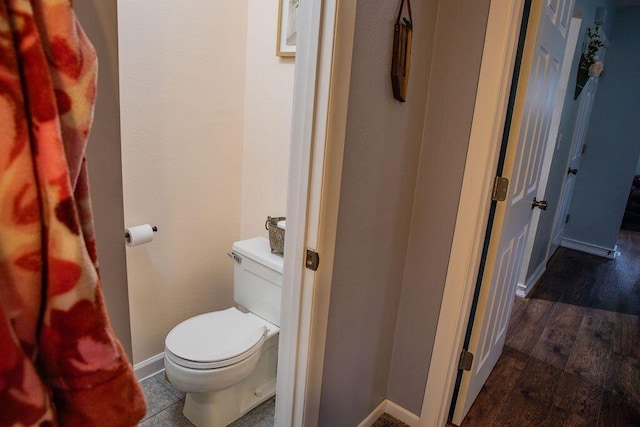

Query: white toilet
164;237;283;426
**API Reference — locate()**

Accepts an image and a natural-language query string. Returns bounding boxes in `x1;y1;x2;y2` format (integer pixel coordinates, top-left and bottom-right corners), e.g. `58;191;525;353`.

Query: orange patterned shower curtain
0;1;145;425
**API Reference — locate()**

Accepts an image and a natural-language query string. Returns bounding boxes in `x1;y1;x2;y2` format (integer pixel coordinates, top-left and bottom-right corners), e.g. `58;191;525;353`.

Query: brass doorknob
532;198;548;211
568;168;578;175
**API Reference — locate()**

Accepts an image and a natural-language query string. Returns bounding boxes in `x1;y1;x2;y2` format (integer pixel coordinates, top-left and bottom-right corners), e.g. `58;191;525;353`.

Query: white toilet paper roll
125;224;155;247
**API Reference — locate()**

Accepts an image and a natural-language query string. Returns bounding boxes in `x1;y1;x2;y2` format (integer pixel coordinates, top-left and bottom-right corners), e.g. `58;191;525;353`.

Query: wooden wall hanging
391;0;413;102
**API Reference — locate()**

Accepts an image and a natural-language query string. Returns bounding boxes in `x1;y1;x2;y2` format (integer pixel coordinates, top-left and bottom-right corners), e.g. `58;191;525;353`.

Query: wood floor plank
605;353;640;404
582;308;616;341
531;273;565;303
565;309;615;387
597;390;640;427
554;249;605;284
617;229;631;250
629;229;640;248
461;354;527;426
459;232;640;426
506;295;532;333
613;313;640;359
530;302;585;370
546;405;592;427
617;278;640;316
587;261;622;312
494;358;562;426
505;298;555;355
617;231;640;261
547;302;586;332
511;295;526;319
502;344;531;363
562;276;596;307
551;371;603;422
530;328;576;370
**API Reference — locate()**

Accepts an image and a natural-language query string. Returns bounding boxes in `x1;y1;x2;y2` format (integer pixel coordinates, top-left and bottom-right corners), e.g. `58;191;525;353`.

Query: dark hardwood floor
460;230;640;426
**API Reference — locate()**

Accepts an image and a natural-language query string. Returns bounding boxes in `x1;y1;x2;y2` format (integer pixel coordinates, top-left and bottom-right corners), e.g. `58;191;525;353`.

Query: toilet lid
165;308;267;367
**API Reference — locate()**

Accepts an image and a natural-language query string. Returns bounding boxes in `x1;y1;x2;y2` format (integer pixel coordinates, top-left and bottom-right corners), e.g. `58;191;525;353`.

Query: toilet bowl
164;237;283;427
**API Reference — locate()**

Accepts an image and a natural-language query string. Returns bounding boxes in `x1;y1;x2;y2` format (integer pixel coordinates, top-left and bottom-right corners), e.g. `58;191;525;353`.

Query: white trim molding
419;1;525;426
516;262;545;298
133;352;165;381
358;400;420;427
560;237;617;259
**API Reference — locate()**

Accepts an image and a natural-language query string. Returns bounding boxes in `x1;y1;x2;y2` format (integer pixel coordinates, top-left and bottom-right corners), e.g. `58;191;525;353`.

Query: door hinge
458;349;474;371
492;176;509;202
305;249;320;271
565;214;570;224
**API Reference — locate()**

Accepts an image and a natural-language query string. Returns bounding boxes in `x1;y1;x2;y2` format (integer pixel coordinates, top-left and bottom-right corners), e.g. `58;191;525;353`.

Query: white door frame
419;1;526;425
276;0;357;425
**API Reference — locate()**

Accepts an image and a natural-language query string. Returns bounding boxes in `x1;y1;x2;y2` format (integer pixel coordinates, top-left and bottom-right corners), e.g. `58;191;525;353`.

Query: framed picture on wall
277;0;297;57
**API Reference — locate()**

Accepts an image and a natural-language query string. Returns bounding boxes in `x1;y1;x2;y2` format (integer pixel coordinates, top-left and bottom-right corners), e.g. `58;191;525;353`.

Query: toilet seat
165;308;267;370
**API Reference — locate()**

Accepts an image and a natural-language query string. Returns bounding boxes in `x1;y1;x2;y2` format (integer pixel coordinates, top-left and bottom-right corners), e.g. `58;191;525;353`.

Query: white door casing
451;0;574;423
419;2;526;425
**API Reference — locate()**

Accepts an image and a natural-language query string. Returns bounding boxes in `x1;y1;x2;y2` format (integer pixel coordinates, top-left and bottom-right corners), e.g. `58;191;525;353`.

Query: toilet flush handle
227;252;242;264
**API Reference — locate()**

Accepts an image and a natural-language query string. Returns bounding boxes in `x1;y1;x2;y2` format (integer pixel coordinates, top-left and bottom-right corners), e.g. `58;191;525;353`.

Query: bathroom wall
240;0;295;240
386;0;492;414
564;6;640;249
117;0;248;364
74;0;133;359
317;1;439;424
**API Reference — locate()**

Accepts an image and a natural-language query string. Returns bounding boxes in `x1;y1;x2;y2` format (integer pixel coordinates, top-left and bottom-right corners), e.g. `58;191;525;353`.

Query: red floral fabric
0;1;146;425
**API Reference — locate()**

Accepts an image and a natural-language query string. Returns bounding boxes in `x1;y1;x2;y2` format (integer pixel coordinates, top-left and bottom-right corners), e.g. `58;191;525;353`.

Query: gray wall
564;6;640;248
526;0;617;277
318;0;491;423
317;0;438;424
74;1;133;359
387;0;491;414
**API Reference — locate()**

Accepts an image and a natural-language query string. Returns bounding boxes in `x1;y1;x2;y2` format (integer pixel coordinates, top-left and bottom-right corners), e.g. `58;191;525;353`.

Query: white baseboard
560;238;617;260
133;352;165;381
516;262;545;298
358;399;420;427
385;400;420;426
357;400;387;427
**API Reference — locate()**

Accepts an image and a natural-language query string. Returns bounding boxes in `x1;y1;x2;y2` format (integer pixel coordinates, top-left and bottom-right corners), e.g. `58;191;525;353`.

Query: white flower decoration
588;59;604;77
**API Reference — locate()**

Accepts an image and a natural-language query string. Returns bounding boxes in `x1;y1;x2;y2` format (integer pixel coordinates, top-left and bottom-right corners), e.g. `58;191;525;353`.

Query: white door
516;15;581;296
550;77;598;252
451;0;574;423
275;1;356;425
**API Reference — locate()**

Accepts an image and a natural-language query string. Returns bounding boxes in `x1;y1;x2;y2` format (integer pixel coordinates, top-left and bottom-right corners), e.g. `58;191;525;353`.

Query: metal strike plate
305;249;320;271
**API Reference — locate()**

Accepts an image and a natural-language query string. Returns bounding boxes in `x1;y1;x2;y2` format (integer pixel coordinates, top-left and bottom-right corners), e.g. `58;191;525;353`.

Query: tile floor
138;371;274;426
138;371;407;426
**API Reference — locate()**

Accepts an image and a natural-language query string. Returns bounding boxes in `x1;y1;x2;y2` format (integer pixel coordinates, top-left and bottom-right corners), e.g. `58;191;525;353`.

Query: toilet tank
232;237;283;326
